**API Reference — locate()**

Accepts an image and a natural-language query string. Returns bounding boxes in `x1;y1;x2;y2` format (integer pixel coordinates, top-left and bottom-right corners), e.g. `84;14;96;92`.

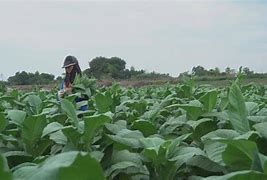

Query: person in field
58;55;88;111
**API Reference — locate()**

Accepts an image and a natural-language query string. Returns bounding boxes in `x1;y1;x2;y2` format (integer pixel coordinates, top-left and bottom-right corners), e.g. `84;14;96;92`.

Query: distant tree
9;71;29;85
39;73;55;84
243;67;254;76
225;67;231;74
88;57;108;78
108;57;126;79
225;67;236;76
123;69;131;79
85;56;171;80
214;67;220;75
178;71;190;78
8;71;55;85
0;74;4;81
88;56;126;79
109;57;126;72
230;69;236;75
130;66;135;72
208;69;215;76
192;66;207;76
56;76;63;82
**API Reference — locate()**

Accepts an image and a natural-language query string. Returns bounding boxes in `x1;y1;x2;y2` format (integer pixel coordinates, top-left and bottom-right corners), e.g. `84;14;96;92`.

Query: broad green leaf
4;151;32;158
248;116;267;123
132;120;157;137
251;151;265;172
263;156;267;174
218;96;229;111
0;95;15;102
34;139;52;157
7;110;27;126
105;120;127;134
187;118;217;141
49;113;67;124
202;111;229;122
24;95;43;115
42;122;64;138
141;102;162;122
169;146;205;162
234;131;260;141
140;137;165;153
59;153;106;180
13;151;81;180
203;170;267;180
83;114;112;149
246;102;259;116
142;95;173;122
167;133;192;158
220;139;260;170
105;162;146;179
0;134;18;143
0;113;7;132
175;83;194;98
4;151;33;169
61;99;79;129
169;147;205;172
64;93;80;104
187;155;226;173
253;122;267;139
0;153;12;180
106;150;148;179
22;114;47;155
49;130;67;145
107;129;144;149
126;100;147;115
204;141;226;166
159;115;187;136
228;83;250;133
179;100;204;121
199;90;218;112
62;126;82;148
12;163;37;180
95;92;113;113
257;108;267;116
201;129;240;142
111;150;143;165
90;151;104;162
143;140;171;168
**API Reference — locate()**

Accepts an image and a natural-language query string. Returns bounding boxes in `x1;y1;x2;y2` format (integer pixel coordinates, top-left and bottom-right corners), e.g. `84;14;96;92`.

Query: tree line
179;65;263;79
7;71;55;85
4;57;170;85
2;58;267;86
84;56;170;80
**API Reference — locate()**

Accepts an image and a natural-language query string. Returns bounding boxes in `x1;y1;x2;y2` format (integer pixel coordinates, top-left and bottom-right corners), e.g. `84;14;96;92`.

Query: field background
8;77;267;91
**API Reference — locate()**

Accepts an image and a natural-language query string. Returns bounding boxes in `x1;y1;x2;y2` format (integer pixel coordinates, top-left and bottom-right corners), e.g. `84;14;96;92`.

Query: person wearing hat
58;55;82;97
58;55;88;111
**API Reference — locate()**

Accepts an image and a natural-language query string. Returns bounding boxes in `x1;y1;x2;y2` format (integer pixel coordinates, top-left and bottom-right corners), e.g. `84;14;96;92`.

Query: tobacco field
1;74;267;180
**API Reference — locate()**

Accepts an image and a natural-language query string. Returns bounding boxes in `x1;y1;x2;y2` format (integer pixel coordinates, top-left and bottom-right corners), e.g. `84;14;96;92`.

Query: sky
0;0;267;80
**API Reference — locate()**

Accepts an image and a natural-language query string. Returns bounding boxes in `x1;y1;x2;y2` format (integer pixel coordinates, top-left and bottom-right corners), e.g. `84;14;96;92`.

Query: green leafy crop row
1;75;267;180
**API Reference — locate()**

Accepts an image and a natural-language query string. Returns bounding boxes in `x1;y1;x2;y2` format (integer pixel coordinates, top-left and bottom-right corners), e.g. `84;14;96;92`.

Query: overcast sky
0;0;267;80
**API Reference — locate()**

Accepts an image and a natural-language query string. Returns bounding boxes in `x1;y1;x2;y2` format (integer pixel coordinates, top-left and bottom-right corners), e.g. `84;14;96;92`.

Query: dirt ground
8;77;267;91
8;78;179;91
